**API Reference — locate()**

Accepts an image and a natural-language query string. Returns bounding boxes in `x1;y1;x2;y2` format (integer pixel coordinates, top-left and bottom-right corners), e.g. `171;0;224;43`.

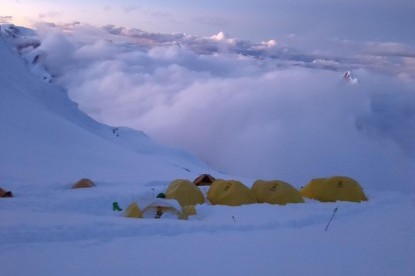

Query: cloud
355;77;415;157
0;15;13;23
363;42;415;57
38;11;62;19
11;22;415;192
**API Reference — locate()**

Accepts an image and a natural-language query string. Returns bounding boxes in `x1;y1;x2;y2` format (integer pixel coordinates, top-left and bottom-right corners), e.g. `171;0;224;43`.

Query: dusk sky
1;0;414;44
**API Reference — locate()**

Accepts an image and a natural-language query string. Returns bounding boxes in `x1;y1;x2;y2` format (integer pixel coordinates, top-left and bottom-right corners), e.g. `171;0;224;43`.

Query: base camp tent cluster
122;174;368;220
1;176;368;222
3;176;366;219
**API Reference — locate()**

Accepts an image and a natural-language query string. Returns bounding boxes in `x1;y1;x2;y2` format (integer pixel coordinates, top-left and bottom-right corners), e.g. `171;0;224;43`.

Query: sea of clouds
12;22;415;192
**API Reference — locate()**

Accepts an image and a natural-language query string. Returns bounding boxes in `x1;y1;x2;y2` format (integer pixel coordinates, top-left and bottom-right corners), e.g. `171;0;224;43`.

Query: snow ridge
0;24;209;187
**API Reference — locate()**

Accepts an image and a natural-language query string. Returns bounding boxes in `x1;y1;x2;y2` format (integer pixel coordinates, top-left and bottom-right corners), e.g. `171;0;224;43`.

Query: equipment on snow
113;201;123;211
325;207;338;231
156;192;166;199
155;206;163;219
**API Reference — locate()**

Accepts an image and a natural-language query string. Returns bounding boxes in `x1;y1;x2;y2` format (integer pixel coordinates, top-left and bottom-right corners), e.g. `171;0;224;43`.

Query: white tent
141;198;183;219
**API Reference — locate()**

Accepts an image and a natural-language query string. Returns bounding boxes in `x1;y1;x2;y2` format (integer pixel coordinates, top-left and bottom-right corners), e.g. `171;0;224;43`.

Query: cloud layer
11;23;415;191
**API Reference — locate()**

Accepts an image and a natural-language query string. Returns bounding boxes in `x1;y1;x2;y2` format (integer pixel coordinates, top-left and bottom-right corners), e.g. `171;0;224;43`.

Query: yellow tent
251;180;304;205
72;178;96;189
300;178;326;199
179;205;197;220
124;202;143;218
207;180;257;206
165;179;205;206
301;176;368;202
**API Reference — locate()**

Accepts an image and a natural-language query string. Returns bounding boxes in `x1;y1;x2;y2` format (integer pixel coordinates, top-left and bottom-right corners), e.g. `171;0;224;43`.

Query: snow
1;188;414;276
0;24;211;187
0;24;414;276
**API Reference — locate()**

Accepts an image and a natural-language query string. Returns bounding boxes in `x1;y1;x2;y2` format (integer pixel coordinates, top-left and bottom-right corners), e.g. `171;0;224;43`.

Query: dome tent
123;199;195;220
0;187;13;198
181;205;197;220
300;178;326;199
124;202;143;218
141;198;185;219
72;178;96;189
165;179;205;206
207;180;257;206
301;176;368;202
193;174;216;186
251;180;304;205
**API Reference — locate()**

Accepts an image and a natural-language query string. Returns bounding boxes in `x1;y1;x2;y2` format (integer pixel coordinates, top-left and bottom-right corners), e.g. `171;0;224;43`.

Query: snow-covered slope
0;24;209;188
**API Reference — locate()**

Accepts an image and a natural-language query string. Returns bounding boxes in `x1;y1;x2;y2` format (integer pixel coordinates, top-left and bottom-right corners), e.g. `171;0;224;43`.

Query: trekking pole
325;207;338;231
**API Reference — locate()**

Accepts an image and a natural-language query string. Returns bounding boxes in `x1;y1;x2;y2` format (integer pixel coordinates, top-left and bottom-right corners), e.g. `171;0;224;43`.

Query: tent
207;180;257;206
300;176;368;202
300;178;326;199
180;205;197;220
251;180;304;205
193;174;216;186
165;179;205;206
72;178;96;189
141;198;185;219
123;199;195;220
0;187;13;198
124;202;143;218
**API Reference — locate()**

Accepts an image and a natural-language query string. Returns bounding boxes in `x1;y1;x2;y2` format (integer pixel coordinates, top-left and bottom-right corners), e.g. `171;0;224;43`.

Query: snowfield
1;186;414;276
0;24;414;276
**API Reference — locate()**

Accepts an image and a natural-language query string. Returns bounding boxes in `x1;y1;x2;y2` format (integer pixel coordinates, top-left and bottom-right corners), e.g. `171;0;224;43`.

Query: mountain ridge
0;24;209;188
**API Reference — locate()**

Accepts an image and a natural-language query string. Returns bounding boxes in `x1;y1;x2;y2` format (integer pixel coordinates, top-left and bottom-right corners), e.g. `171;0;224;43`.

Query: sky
1;0;415;45
1;1;415;191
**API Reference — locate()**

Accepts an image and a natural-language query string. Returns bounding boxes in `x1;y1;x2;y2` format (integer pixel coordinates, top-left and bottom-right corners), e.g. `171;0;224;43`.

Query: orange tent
72;178;96;189
0;187;13;198
193;174;216;186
